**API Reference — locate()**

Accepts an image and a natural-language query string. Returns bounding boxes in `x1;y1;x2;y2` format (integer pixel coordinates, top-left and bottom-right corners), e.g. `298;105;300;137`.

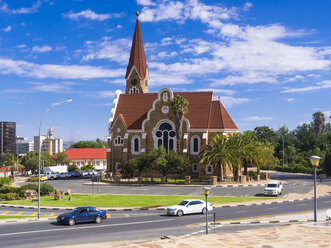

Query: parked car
44;172;58;180
58;172;70;179
79;170;89;176
264;180;283;196
166;199;213;217
87;170;97;175
96;170;105;174
57;207;107;226
69;171;81;177
27;175;47;182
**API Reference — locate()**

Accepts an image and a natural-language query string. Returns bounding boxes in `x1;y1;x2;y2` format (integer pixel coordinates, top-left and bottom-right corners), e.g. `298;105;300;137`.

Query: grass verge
0;215;34;220
3;194;271;208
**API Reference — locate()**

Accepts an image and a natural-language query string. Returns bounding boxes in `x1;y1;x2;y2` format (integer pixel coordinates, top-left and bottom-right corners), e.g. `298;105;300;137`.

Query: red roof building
57;148;107;170
107;12;239;178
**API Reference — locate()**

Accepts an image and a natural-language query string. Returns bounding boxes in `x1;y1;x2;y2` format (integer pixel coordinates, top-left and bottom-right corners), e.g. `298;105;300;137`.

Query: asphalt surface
0;195;330;248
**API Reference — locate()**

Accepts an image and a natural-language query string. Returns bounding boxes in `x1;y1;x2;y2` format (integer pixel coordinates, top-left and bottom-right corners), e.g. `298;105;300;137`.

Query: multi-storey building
16;137;34;156
0;121;16;155
34;128;63;155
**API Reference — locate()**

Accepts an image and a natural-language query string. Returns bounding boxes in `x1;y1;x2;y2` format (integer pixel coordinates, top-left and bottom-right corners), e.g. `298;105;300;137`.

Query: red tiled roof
209;100;238;130
125;17;147;79
112;91;238;130
55;148;107;160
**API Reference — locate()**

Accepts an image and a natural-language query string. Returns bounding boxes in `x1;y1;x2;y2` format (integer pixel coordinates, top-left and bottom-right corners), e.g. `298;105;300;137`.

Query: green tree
227;131;262;176
324;149;331;177
136;153;151;176
68;164;79;172
54;152;71;165
0;153;24;180
70;139;107;148
21;151;55;173
254;126;279;147
170;95;189;154
313;112;325;152
166;150;190;175
200;135;232;178
81;164;95;170
120;159;137;178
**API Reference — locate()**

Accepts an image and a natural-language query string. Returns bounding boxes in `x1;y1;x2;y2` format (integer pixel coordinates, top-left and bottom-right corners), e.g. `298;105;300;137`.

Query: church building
107;11;239;178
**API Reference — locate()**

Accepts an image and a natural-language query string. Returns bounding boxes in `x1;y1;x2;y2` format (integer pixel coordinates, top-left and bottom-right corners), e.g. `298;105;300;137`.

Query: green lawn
3;194;270;208
0;215;34;219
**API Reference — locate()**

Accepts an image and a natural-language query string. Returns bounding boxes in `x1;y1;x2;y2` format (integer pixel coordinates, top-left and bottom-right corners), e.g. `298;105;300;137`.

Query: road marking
49;213;55;217
235;210;247;213
32;212;38;216
107;214;111;218
0;219;175;237
124;214;130;217
143;214;148;216
1;211;9;215
297;204;307;206
16;212;23;215
267;207;278;210
324;201;331;203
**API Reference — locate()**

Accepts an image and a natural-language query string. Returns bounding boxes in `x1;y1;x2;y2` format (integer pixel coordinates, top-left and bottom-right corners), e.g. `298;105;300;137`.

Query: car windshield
71;208;83;215
267;184;277;188
178;200;189;206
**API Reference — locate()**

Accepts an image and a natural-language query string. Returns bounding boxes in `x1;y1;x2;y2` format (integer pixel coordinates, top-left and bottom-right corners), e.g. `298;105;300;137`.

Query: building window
154;122;176;153
114;136;124;146
206;165;213;175
115;162;121;172
96;161;100;166
192;163;199;172
162;93;168;102
129;86;139;94
145;80;147;87
131;136;140;154
190;136;201;155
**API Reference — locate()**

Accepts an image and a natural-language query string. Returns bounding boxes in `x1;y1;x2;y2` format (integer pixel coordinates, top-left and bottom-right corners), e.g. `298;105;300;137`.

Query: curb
210;219;315;225
216;183;266;188
1;217;57;224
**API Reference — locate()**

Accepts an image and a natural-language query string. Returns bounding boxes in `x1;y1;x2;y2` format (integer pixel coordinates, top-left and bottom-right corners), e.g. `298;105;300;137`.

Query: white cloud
243;116;273;121
0;1;41;14
82;38;131;64
3;25;11;32
63;9;123;21
287;75;304;82
117;24;122;29
0;57;124;79
157;51;177;58
197;88;234;95
217;96;250;108
285;98;295;102
32;45;53;53
243;2;252;11
94;91;115;98
139;0;156;6
28;81;73;93
281;80;331;93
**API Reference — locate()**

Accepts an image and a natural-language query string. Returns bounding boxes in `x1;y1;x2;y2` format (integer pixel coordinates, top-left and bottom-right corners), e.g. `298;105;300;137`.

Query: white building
34;133;63;155
16;137;34;156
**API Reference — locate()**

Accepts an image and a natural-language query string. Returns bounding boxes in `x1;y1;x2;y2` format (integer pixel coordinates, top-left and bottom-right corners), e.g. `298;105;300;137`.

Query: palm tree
200;135;233;179
313;112;325;152
227;131;261;176
0;156;24;181
170;95;189;154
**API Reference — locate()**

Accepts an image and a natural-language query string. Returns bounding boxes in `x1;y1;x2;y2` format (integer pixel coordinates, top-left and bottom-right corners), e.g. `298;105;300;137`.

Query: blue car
57;207;107;226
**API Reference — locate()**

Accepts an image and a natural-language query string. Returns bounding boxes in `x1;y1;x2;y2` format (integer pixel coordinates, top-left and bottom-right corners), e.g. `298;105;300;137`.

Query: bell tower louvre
125;11;149;94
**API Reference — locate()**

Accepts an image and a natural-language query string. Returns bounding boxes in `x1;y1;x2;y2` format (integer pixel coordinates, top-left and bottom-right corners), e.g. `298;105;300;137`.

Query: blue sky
0;0;330;142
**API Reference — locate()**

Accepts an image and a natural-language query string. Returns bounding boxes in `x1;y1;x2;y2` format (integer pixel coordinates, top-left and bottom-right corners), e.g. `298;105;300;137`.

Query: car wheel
95;216;102;224
50;177;54;180
68;218;76;226
202;207;207;215
177;210;183;217
279;190;282;195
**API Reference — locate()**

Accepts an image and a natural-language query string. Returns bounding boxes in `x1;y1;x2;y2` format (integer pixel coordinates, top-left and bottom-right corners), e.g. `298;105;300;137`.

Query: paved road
0;195;330;248
15;174;324;197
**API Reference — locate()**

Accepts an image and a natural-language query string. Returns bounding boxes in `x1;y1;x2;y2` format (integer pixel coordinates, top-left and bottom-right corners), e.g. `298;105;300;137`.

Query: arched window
129;86;139;94
131;136;140;154
190;136;200;155
154;122;176;153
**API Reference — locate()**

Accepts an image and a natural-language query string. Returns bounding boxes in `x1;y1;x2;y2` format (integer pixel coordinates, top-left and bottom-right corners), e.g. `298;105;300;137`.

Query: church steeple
125;11;149;94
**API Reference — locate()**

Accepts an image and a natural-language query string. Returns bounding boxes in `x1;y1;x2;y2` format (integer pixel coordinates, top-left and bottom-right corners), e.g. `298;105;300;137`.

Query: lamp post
38;99;72;219
309;155;321;223
202;186;211;234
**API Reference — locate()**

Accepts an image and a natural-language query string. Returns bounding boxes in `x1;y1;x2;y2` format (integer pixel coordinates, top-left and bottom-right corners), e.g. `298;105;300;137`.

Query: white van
44;171;58;180
264;180;283;196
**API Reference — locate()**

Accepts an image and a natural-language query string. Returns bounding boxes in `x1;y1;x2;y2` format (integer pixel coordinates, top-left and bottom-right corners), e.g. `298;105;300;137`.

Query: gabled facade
107;13;239;178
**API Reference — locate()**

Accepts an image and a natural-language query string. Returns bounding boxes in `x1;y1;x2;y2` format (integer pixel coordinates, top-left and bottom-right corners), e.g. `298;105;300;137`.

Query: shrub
68;164;79;172
0;193;19;201
0;186;18;194
248;170;258;177
40;183;54;196
19;184;38;192
0;177;12;188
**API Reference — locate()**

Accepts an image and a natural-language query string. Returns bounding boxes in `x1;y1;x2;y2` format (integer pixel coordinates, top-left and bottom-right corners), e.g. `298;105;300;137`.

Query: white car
58;172;70;179
166;199;213;217
264;180;283;196
44;172;58;180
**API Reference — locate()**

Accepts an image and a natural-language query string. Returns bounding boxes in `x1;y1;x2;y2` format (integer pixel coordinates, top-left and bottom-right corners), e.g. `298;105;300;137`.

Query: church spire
125;11;149;94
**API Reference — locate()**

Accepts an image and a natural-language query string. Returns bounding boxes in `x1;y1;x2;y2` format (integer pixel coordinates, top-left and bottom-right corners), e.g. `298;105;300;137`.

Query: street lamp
203;186;211;234
38;99;72;219
309;155;321;223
